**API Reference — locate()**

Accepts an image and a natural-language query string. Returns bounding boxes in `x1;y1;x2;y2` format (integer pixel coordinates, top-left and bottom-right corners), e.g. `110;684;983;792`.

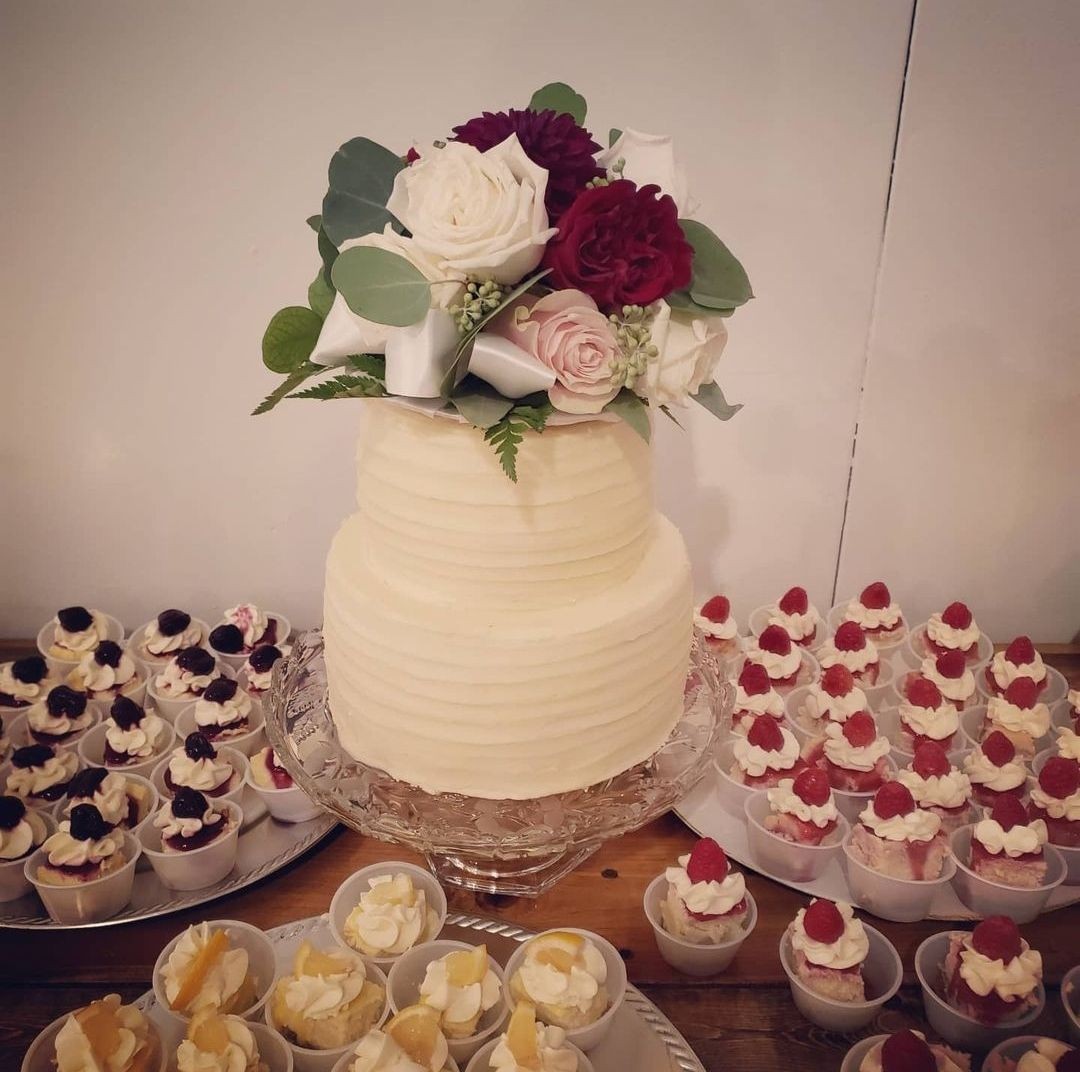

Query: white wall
1;1;1076;641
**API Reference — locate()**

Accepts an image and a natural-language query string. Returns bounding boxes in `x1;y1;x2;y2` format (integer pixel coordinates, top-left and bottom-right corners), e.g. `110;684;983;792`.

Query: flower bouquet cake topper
257;82;753;478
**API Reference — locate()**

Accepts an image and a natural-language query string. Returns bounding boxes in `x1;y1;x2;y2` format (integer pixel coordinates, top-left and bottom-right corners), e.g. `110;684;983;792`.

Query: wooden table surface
2;646;1078;1071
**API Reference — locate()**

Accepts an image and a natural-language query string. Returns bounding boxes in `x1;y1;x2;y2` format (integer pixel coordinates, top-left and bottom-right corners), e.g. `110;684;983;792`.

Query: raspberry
46;685;88;719
1004;635;1036;666
699;595;730;624
860;581;891;610
935;650;966;679
0;795;27;831
880;1031;935;1072
970;915;1022;962
157;609;192;636
1038;757;1080;800
778;586;808;615
758;624;792;656
209;624;244;654
176;646;216;675
989;794;1029;831
57;606;93;632
93;640;123;668
11;656;47;684
842;711;877;748
906;676;943;709
802;898;845;944
1004;676;1039;709
912;741;950;779
737;662;771;696
941;601;973;629
982;730;1016;767
834;621;866;652
872;781;915;819
203;676;239;705
821;664;855;698
793;768;831;806
110;696;144;730
747;715;785;752
184;732;218;761
69;804;113;841
248;644;282;674
171;787;210;820
685;837;729;883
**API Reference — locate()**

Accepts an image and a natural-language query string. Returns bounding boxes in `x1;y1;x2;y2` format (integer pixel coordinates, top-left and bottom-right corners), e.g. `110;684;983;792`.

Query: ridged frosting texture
325;402;692;800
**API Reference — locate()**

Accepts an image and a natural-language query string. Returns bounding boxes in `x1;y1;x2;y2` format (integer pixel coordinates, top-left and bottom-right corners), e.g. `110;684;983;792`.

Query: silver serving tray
0;785;337;929
137;911;705;1072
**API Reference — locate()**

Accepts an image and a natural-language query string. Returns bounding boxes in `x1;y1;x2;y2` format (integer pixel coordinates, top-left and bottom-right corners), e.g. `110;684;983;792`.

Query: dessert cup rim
743;789;849;852
23;828;140;890
948;824;1067;894
642;873;757;952
841;828;958;886
778;921;901;1010
1061;964;1080;1028
138;797;243;858
465;1035;592;1072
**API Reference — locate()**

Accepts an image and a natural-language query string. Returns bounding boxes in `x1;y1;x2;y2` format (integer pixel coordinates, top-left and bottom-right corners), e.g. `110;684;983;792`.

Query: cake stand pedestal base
425;846;600;897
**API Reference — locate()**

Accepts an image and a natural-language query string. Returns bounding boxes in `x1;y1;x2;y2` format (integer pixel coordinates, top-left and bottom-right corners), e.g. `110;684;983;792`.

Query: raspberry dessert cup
904;619;992;669
748;586;824;650
876;706;968;768
743;790;849;883
960;704;1053;758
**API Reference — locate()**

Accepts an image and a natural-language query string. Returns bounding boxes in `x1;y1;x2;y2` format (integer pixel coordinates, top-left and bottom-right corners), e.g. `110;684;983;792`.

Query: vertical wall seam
830;0;920;606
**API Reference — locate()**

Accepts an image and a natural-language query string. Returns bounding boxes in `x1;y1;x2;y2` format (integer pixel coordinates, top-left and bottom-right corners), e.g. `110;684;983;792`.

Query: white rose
386;135;557;285
598;129;693;216
310;225;464;367
637;300;728;406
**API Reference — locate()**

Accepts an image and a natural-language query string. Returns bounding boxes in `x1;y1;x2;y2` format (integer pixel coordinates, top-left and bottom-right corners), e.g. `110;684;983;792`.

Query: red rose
542;180;692;310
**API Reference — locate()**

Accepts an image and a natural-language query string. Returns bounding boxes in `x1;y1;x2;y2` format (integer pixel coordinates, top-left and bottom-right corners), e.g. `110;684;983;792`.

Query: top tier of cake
352;401;653;609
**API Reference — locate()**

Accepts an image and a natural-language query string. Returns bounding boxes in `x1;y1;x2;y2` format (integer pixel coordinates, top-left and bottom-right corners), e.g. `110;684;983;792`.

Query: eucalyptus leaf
450;380;514;429
666;289;735;318
693;380;743;421
679;219;753;311
322;137;405;245
331;247;431;327
262;306;323;373
318;226;338;276
528;82;587;125
308;268;335;320
306;214;322;232
609;128;622;147
604;388;650;442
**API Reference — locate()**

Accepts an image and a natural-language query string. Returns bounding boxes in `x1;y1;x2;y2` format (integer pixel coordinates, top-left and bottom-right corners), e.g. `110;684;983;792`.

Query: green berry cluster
609;304;659;389
450;279;508;334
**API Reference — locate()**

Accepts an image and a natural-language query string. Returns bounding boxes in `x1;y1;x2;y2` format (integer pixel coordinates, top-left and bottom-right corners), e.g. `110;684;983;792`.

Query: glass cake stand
265;630;731;896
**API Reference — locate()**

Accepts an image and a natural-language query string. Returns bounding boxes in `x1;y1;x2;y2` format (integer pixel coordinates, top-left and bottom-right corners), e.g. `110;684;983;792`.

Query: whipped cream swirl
155;658;216;698
818;636;879;675
963;748;1028;792
1055;727;1080;762
53;611;109;655
790;900;867;969
987;695;1050;739
54;995;153;1072
845;599;901;631
285;958;368;1021
6;750;79;798
163;923;249;1013
767;778;839;828
70;651;137;694
745;645;801;681
732;726;801;777
898;767;971;810
242;644;291;692
766;606;820;643
665;852;746;915
926;613;980;652
899;697;960;741
1031;782;1080;821
491;1024;578;1072
516;935;607;1015
823;721;890;773
0;807;47;860
1069;688;1080;714
344;873;434;955
1013;1039;1074;1072
105;710;169;759
143;617;203;657
43;820;123;868
958;936;1042;1001
733;683;784;721
224;604;269;648
858;801;941;843
349;1029;447;1072
421;953;501;1028
167;748;234;793
991;650;1047;689
63;771;132;827
154;798;225;841
176;1015;258;1072
0;661;51;704
694;605;736;641
974;815;1047;858
194;689;252;732
799;681;868;725
28;699;93;739
920;657;976;703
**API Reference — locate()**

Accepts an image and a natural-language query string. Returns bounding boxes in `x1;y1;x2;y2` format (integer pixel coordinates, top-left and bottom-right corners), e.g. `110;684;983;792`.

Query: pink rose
491;290;619;414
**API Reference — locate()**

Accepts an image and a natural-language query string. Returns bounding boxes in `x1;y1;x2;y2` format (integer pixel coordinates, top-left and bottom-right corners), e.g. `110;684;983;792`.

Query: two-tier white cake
323;401;693;799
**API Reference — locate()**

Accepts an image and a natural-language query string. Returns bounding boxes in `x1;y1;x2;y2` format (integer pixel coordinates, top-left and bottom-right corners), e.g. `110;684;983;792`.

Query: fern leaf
252;362;320;415
288;374;385;400
483;416;524;482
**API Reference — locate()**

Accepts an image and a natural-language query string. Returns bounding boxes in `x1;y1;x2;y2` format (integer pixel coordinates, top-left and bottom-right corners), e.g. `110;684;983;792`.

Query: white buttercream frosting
920;658;976;703
974;816;1048;858
343;872;435;955
143;616;203;657
105;710;169;759
224;604;269;649
242;645;291;692
1031;782;1080;821
745;645;801;681
767;778;839;828
987;695;1050;739
1055;727;1080;762
817;636;879;675
733;684;785;720
28;699;93;739
62;771;132;827
858;801;941;842
790;901;868;969
194;688;252;731
963;748;1028;792
491;1024;578;1072
799;681;868;725
926;613;980;652
155;657;215;698
732;726;801;777
695;606;735;640
823;721;890;773
162;922;249;1014
0;661;52;703
0;807;47;860
284;958;368;1021
420;954;500;1028
167;747;234;793
516;935;607;1014
176;1015;258;1072
991;650;1047;689
69;650;137;695
845;599;901;631
958;936;1042;1000
897;767;971;810
54;995;154;1072
766;606;820;642
43;820;123;868
348;1029;448;1072
154;798;225;841
899;698;960;741
52;611;109;655
6;750;80;798
665;852;746;915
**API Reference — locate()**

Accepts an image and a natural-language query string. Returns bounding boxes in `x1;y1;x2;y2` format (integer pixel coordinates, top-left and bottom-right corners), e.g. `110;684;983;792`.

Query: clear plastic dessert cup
829;755;900;826
731;650;820;698
903;622;993;671
465;1037;594;1072
826;603;908;653
150;744;247;808
960;703;1052;757
713;740;760;818
174;697;267;758
387;940;506;1064
152;917;278;1029
0;811;55;902
503;928;627;1053
1046;835;1080;885
642;874;757;977
976;665;1069;710
330;1050;459;1072
36;614;125;674
127;616;212;672
778;920;901;1032
244;753;323;823
948;825;1066;922
981;1036;1074;1072
210;612;292;671
839;1034;888;1072
23;829;140;924
329;861;448;969
145;659;230;724
1062;963;1080;1046
747;605;825;650
20;1007;167;1072
138;798;243;891
876;705;970;769
77;718;177;781
914;930;1045;1050
266;956;388;1072
51;771;158;842
842;828;956;922
743;791;849;883
15;707;101;754
249;1023;296;1072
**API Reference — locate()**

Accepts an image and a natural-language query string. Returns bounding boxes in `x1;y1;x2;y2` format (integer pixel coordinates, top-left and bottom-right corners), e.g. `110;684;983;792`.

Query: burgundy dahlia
542;180;692;309
451;108;603;223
